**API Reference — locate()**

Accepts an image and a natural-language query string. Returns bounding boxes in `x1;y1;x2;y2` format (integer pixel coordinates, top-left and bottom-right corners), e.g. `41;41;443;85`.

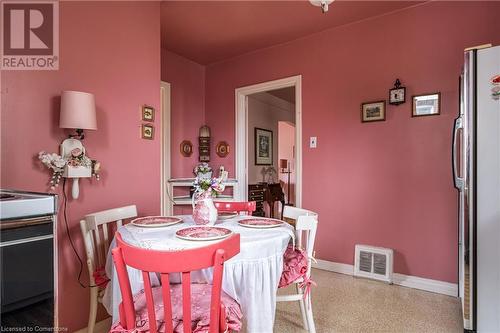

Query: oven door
1;216;54;315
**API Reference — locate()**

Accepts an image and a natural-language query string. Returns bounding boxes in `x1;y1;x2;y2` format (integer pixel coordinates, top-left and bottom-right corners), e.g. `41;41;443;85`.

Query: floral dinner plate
217;212;238;220
238;218;284;229
131;216;183;228
175;226;233;241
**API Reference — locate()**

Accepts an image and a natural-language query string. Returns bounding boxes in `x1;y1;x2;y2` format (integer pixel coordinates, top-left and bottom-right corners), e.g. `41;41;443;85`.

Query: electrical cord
62;178;96;288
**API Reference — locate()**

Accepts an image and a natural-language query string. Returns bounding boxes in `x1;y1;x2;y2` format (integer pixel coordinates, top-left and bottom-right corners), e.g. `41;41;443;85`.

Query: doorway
235;75;302;209
160;81;171;215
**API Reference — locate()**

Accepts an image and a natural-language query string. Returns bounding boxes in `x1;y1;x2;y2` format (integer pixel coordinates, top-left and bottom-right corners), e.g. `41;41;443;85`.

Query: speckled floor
274;269;463;333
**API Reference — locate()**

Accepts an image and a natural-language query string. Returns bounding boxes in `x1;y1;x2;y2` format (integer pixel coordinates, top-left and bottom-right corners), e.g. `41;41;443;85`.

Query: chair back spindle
112;232;241;333
80;205;137;281
213;201;256;215
283;206;318;276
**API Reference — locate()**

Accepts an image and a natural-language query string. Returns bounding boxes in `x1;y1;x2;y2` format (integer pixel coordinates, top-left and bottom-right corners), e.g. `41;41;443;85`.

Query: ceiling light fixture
309;0;334;13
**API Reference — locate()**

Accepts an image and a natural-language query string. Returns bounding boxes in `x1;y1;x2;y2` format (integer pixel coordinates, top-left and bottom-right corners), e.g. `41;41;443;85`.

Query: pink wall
205;2;500;283
0;2;160;331
161;49;205;178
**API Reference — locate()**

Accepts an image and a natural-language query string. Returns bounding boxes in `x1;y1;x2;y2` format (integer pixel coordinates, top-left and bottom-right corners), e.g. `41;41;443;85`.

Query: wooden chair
277;206;318;333
79;205;137;333
111;232;241;333
263;183;285;219
213;201;256;215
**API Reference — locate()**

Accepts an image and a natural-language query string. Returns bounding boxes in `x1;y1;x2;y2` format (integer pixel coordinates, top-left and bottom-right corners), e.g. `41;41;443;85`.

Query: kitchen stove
0;189;57;220
0;189;58;329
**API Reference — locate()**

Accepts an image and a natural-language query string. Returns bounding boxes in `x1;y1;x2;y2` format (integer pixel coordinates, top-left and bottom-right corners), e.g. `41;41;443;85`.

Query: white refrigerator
454;45;500;332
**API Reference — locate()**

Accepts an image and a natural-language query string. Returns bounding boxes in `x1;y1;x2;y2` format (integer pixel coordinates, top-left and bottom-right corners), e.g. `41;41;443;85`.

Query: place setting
131;216;183;228
237;217;285;229
175;226;233;241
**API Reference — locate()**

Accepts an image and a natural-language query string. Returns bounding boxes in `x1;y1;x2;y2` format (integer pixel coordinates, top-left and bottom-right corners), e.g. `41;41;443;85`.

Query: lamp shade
59;91;97;130
280;159;288;169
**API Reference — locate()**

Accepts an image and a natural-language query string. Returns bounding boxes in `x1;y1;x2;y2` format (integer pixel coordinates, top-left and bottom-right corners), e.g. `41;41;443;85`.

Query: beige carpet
274;269;463;333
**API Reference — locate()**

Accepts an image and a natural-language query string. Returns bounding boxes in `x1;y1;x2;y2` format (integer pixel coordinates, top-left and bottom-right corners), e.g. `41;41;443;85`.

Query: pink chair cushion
279;244;308;288
110;283;242;333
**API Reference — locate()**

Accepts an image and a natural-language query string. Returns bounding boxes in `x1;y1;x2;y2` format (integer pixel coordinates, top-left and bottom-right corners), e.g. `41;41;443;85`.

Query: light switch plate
310;136;317;148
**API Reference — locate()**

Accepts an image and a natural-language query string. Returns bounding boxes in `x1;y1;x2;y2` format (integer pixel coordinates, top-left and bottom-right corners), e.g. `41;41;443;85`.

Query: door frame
235;75;302;207
160;81;171;215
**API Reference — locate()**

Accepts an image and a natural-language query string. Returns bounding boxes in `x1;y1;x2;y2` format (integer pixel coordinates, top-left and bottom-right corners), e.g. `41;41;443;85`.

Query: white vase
197;171;212;180
192;190;217;226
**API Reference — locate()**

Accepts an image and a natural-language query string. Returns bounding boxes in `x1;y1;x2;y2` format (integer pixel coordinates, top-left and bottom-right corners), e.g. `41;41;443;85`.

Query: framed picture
142;105;155;122
412;93;440;117
180;140;193;157
389;79;406;105
255;128;273;165
216;141;229;158
361;101;386;123
141;124;154;140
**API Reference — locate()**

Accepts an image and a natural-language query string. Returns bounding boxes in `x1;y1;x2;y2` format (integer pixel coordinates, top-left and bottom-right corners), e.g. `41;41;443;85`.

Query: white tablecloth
102;215;294;333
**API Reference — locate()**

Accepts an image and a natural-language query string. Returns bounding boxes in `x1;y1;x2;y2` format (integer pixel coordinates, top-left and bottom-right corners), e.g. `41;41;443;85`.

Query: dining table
102;214;295;333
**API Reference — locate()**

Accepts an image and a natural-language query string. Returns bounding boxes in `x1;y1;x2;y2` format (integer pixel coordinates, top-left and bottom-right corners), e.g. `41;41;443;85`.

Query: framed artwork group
141;105;155;140
361;79;440;123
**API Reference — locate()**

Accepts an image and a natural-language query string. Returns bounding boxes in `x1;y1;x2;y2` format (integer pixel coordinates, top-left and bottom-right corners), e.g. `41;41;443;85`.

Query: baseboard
392;273;458;297
313;259;458;297
315;259;354;275
74;318;111;333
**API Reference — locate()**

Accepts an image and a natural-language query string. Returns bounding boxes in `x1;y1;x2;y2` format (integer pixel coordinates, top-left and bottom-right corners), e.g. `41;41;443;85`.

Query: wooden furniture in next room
264;183;286;219
248;183;266;217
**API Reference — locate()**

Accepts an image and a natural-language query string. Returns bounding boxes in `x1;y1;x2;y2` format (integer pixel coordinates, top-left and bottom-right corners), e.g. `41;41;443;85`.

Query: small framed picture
361;101;386;123
141;124;154;140
142;105;155;122
389;79;406;105
255;128;273;165
216;141;230;158
412;93;440;117
180;140;193;157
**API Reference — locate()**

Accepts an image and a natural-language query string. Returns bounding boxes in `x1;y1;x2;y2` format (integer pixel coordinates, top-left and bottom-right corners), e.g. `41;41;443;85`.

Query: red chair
213;201;256;215
111;232;242;333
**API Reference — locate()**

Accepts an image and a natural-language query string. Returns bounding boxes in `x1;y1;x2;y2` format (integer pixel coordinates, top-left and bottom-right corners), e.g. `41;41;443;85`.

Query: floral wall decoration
38;148;101;191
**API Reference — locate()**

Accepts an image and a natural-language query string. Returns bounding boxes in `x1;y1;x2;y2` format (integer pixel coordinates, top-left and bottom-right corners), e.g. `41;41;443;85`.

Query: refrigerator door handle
453;116;464;190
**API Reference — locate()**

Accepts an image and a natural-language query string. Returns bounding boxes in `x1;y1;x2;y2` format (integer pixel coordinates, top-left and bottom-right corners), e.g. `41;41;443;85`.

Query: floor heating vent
354;245;393;283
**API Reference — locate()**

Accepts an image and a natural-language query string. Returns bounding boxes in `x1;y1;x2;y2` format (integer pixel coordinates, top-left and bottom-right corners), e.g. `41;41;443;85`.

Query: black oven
0;190;57;329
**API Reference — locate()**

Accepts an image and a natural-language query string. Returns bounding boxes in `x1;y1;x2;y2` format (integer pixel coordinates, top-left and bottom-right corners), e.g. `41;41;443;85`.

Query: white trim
160;81;171;215
235;75;302;206
392;273;458;297
315;259;354;275
313;259;458;297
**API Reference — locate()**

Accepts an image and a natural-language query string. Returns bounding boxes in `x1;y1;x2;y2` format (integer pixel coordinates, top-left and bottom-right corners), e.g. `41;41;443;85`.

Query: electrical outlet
310;136;317;148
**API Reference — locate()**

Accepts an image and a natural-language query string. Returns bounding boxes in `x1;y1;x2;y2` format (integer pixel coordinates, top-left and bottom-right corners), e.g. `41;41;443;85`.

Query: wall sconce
199;125;211;162
59;91;97;199
309;0;334;13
